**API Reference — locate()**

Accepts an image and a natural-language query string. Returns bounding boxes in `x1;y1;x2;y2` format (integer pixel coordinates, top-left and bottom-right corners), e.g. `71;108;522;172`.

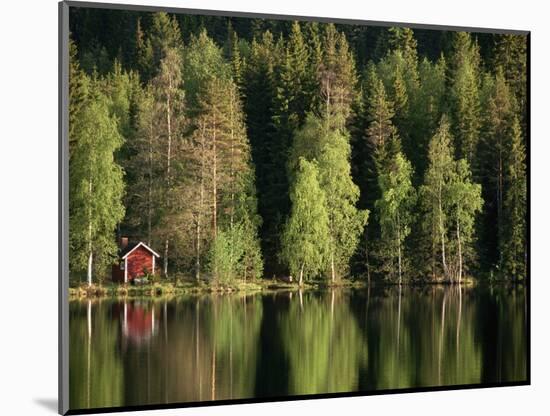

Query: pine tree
125;85;159;246
410;56;446;179
366;77;399;173
479;69;516;271
226;25;244;92
317;24;358;128
183;29;232;112
501;117;527;280
149;12;183;72
134;17;154;82
376;152;416;283
189;75;262;281
150;47;187;276
281;158;330;285
134;12;183;82
493;34;527;130
449;32;481;166
69;38;89;159
386;27;418;67
375;29;419;164
243;31;284;275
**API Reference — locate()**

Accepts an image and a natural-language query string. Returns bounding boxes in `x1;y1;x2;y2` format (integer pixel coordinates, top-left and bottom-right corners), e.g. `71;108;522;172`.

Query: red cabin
112;238;160;283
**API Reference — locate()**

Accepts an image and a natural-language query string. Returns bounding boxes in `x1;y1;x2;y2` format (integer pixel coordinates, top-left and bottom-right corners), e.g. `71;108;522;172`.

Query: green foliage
208;225;246;283
69;38;90;158
68;11;527;284
69;77;125;282
288;114;368;279
419;116;458;279
478;69;518;273
281;158;331;283
318;130;369;279
69;302;124;408
501;117;527;280
420;116;482;281
376;152;416;282
317;24;358;127
409;56;446;179
183;29;231;111
279;292;367;394
493;34;527;127
446;159;483;280
365;77;399;172
449;32;481;165
142;12;182;81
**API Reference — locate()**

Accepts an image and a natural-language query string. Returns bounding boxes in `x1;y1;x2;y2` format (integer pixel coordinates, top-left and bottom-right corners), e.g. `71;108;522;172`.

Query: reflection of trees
68;285;527;409
477;284;527;383
279;290;368;395
204;294;264;400
69;300;124;410
121;294;263;405
370;286;483;389
360;285;525;390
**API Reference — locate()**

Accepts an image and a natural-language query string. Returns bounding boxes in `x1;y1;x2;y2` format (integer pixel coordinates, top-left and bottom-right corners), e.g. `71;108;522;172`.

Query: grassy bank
68;274;494;300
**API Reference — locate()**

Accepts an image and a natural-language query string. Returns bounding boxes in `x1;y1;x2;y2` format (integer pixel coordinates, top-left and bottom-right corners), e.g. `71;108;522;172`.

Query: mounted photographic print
59;1;530;414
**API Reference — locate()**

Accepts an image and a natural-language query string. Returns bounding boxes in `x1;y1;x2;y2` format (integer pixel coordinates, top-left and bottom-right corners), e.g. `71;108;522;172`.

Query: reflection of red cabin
121;302;156;345
112;238;160;283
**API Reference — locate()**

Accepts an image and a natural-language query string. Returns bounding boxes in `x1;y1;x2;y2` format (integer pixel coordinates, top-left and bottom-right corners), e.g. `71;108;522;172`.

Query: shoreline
68;277;525;300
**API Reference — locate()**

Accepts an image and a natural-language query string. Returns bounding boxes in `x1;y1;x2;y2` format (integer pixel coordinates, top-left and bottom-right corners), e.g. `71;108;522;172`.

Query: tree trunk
229;90;235;230
438;182;448;280
330;251;335;284
195;123;206;282
498;138;503;269
163;74;173;278
212;114;217;240
365;230;371;286
147;119;153;246
397;215;402;285
299;263;304;286
431;221;437;281
87;252;93;287
456;217;463;284
195;220;201;281
87;175;93;286
163;240;169;277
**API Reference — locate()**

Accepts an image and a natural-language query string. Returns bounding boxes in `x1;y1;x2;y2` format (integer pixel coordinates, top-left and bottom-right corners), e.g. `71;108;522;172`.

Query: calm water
69;285;527;411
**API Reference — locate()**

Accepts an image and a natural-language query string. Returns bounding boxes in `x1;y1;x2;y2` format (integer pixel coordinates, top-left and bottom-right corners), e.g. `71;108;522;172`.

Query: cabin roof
120;242;161;259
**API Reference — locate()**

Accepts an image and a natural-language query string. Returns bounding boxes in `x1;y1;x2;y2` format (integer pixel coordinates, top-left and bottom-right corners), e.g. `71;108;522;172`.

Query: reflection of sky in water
69;285;527;411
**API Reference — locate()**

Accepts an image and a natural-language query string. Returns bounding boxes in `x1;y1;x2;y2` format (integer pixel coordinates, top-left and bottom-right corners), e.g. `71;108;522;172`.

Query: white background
1;0;548;414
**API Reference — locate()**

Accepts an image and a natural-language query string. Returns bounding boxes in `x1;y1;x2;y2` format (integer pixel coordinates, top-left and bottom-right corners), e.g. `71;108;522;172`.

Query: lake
69;284;527;411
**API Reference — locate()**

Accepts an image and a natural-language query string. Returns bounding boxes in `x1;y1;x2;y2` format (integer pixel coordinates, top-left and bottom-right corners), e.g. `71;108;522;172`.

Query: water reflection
69;285;527;411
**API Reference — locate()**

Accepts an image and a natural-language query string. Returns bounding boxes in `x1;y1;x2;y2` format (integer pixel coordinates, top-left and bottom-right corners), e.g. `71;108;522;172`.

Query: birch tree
447;159;483;283
376;152;416;283
69;78;125;285
420;116;455;280
281;158;330;285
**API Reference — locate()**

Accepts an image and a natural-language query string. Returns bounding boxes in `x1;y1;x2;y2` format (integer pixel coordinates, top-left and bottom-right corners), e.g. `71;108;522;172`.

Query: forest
68;8;528;287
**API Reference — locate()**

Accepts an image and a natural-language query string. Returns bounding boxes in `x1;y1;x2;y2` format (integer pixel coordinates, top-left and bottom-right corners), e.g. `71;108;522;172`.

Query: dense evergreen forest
68;7;527;286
